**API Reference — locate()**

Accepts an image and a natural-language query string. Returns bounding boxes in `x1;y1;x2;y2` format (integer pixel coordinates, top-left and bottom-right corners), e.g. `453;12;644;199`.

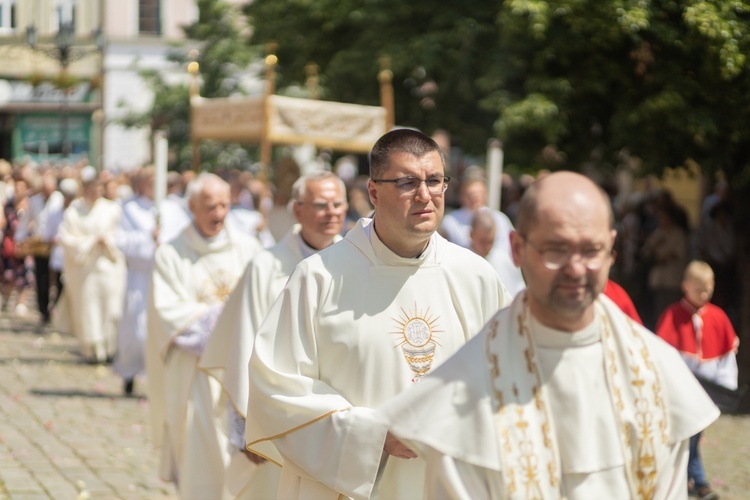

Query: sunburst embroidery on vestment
198;270;235;304
390;303;443;382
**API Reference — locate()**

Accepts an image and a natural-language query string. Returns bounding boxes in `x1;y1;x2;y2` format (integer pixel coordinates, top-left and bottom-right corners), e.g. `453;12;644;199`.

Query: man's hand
241;448;267;464
384;431;417;459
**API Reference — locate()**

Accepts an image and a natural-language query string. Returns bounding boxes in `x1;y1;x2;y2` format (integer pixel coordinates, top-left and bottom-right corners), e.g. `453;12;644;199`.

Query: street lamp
26;23;104;158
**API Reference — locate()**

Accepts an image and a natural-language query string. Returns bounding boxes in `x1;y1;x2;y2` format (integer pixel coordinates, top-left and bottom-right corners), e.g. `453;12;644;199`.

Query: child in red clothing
656;260;738;500
657;261;738;389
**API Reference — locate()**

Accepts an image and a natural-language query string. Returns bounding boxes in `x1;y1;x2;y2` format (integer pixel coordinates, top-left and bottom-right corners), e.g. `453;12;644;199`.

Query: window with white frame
0;0;17;34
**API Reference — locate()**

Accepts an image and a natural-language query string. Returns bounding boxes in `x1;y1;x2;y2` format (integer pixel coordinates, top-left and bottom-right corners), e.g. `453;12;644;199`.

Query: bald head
510;171;617;331
515;172;614;237
470;208;497;258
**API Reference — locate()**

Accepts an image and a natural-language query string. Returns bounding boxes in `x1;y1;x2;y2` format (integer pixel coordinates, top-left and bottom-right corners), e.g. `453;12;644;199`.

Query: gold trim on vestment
486;295;669;499
246;407;352;448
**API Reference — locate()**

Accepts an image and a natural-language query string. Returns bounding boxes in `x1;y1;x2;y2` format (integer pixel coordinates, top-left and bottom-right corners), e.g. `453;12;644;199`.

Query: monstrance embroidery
390;303;443;382
197;269;235;305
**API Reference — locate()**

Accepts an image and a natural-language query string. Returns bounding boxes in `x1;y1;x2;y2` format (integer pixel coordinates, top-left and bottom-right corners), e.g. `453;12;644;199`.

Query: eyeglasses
297;200;347;212
371;176;450;196
521;236;610;271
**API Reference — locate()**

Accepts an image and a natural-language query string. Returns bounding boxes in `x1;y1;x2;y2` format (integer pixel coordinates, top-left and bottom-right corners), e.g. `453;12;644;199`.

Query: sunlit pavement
0;312;175;499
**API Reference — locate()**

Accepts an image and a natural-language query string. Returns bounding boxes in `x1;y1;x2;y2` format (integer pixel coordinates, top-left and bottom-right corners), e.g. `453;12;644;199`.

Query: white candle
154;132;168;213
486;139;503;211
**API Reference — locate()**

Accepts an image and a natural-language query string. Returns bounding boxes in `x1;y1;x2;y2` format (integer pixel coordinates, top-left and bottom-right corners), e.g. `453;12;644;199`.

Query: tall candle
154;132;168;213
486;139;503;211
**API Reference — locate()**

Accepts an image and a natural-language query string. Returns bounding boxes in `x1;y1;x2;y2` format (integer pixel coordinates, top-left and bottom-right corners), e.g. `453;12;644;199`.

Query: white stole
486;294;670;499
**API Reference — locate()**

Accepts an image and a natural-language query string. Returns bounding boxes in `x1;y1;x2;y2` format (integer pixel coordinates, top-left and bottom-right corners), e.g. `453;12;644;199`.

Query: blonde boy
657;260;738;499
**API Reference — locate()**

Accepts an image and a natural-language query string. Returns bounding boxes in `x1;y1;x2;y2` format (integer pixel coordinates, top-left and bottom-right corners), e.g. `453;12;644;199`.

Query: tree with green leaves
245;0;750;380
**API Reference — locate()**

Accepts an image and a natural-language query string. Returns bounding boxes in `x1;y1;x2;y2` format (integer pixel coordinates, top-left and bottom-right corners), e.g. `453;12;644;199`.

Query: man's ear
510;231;523;267
367;179;378;208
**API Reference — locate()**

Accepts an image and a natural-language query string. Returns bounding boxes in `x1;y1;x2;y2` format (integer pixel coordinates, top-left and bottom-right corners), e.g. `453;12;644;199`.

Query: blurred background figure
14;170;64;325
56;167;126;364
441;176;514;257
224;170;275;248
640;203;688;329
1;173;34;315
114;167;158;395
469;208;525;297
45;177;79;319
344;175;373;231
697;201;738;327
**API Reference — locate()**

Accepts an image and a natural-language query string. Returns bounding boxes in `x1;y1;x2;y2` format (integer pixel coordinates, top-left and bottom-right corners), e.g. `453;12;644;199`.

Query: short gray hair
291;171;347;202
185;172;229;202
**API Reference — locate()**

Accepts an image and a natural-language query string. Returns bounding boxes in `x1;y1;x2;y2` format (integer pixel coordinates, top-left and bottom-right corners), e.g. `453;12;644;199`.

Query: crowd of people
0;128;739;499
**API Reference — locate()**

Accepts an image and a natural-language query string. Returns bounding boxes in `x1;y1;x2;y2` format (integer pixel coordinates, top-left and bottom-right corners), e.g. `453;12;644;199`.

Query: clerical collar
528;311;601;348
197;225;228;244
294;231;318;259
367;222;432;266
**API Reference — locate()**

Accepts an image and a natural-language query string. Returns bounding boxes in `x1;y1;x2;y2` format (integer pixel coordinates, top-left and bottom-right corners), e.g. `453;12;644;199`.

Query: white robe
226;205;276;248
158;194;192;244
57;197;126;362
200;225;329;499
441;207;514;254
379;294;721;499
484;246;526;298
146;224;261;500
114;196;157;379
246;218;512;500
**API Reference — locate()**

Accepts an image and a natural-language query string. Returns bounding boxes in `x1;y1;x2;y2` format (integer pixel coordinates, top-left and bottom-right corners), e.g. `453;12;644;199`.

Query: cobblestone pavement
0;312;176;499
0;310;748;499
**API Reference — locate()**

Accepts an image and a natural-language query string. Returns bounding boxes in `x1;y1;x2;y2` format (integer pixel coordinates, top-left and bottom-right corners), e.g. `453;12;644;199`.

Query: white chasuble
246;218;511;500
379;293;720;500
58;197;126;362
146;224;261;500
200;225;328;499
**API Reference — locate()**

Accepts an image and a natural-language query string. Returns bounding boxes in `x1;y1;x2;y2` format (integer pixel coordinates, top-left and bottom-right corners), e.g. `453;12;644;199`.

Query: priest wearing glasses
245;129;512;499
379;171;719;499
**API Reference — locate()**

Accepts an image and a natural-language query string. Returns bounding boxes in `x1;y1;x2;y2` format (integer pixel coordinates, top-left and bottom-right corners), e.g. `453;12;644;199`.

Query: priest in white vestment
146;173;262;499
246;130;512;500
58;168;126;363
379;171;720;499
115;168;190;395
200;171;347;499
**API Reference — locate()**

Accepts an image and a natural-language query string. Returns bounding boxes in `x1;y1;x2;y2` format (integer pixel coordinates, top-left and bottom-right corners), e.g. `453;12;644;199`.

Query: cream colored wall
105;2;133;39
163;0;198;39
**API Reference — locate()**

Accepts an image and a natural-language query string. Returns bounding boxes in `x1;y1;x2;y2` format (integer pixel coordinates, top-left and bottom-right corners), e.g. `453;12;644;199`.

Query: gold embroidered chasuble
379;293;720;499
145;224;261;499
246;218;511;500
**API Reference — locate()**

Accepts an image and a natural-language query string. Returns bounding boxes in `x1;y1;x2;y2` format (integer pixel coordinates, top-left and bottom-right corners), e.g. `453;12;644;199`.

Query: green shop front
0;78;100;164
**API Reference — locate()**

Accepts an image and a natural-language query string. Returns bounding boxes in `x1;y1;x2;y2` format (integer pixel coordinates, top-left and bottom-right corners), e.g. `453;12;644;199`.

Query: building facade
0;0;202;170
